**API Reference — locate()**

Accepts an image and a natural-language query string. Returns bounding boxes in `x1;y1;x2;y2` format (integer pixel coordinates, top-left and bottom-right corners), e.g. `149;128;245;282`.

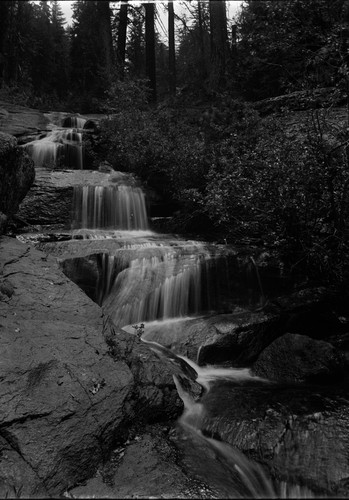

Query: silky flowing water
24;114;319;499
23;112;86;168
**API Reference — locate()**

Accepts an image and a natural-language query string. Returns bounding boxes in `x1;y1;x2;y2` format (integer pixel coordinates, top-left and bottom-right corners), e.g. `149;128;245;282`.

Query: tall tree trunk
168;0;176;95
117;0;128;78
209;0;228;89
97;1;114;77
0;1;10;86
144;1;156;101
197;0;208;79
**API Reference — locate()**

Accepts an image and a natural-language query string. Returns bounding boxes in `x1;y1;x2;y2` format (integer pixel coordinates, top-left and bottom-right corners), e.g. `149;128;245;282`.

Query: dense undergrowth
88;80;349;285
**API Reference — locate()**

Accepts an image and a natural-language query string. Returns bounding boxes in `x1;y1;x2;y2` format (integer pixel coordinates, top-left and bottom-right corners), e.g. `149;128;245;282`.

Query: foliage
70;0;114;101
0;0;70;104
235;0;349;100
98;82;349;282
199;108;349;281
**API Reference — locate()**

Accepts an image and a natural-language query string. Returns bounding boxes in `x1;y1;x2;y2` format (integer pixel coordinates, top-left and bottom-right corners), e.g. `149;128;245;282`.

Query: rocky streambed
2;103;349;498
3;229;349;498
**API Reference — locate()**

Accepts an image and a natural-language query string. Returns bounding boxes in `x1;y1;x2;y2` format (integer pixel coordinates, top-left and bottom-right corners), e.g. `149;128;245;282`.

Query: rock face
69;423;210;499
253;332;349;384
0;236;188;497
141;287;349;370
141;311;283;366
0;237;134;497
0;132;35;234
0;100;49;138
181;379;349;497
17;168;139;229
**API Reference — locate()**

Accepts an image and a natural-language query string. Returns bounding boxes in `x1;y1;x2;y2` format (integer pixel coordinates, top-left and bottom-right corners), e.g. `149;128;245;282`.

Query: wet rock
142;287;349;369
191;380;349;497
104;322;190;422
140;311;280;367
17;168;121;229
0;132;35;234
0;100;49;138
252;333;349;384
69;424;210;499
196;312;284;366
0;237;134;497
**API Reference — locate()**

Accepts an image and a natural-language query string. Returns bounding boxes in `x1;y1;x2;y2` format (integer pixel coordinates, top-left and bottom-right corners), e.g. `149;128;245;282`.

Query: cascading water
67;180;237;328
23;113;86;169
101;250;211;327
33;161;322;498
62;116;87;128
72;185;149;230
140;339;317;499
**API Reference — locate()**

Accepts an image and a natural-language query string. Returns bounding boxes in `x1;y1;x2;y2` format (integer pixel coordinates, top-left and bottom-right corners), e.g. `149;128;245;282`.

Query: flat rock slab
0;100;49;137
0;236;133;497
17;168;145;228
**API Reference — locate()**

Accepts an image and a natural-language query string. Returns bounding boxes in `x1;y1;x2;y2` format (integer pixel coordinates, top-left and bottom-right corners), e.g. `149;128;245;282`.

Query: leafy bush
200;110;349;281
98;85;349;283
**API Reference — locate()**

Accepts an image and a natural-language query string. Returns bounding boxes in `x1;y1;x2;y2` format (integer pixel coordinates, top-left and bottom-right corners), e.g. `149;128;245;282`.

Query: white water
97;242;232;328
24;114;85;169
171;371;316;499
72;185;149;230
180;356;267;392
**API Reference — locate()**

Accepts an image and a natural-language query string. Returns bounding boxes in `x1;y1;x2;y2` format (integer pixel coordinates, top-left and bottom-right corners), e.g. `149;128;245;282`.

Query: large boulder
0;236;192;497
252;332;349;384
0;132;35;234
177;377;349;497
68;424;209;499
188;312;284;366
141;287;349;368
140;311;282;366
0;237;134;497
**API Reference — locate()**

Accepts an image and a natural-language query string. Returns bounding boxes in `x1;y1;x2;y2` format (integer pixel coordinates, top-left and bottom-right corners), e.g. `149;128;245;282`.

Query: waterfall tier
72;185;149;230
98;245;235;328
23;113;86;169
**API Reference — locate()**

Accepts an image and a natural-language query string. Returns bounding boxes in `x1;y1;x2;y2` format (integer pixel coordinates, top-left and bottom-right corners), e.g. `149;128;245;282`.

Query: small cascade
99;246;235;328
137;342;316;499
23;114;86;169
24;130;65;168
62;115;87;128
72;185;149;230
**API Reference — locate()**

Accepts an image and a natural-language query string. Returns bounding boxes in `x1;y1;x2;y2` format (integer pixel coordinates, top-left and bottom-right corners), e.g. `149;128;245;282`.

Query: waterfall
62;116;87;128
23;114;85;169
24;130;65;168
72;185;149;230
99;247;235;328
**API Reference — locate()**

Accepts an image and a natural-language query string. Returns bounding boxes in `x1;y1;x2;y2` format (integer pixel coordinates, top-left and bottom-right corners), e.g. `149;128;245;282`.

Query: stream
19;112;347;498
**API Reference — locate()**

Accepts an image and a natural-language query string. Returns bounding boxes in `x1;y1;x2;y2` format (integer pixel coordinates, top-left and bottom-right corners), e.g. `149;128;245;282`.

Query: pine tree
209;0;228;89
168;0;176;95
144;1;156;101
70;0;114;103
126;5;145;78
116;0;129;78
50;0;69;98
